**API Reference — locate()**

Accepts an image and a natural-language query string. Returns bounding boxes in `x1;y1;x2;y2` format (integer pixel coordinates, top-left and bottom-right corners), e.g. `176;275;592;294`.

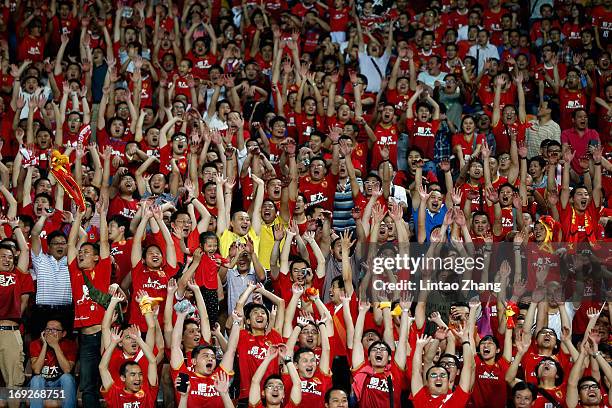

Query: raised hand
562;148;575;164
454;208;466;227
358;300;371;312
443;207;454;226
214;371;230;394
415;333;431;348
110;327;123;344
451;187;463;205
485;186;499;204
418;185;430;201
302;230;316;243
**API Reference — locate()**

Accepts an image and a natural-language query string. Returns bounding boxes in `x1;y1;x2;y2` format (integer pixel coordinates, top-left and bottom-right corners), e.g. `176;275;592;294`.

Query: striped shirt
225;267;262;314
525;119;561;159
333;178;359;231
31;250;72;306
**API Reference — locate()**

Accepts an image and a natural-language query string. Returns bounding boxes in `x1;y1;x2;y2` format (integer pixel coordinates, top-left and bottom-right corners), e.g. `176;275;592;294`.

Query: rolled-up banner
49;150;86;212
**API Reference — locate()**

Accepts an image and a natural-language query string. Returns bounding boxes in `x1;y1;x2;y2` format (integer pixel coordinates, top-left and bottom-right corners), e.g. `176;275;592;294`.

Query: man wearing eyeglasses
411;327;474;407
29;319;77;408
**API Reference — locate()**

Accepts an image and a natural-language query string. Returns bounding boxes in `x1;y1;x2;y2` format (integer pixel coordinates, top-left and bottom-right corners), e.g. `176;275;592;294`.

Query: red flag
49;150;86;212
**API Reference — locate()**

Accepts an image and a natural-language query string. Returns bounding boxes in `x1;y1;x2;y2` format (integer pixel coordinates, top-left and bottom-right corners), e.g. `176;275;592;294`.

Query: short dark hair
325;388;348;403
109;215;131;237
80;242;100;256
293;347;316;363
511;381;537;400
191;344;216;360
46;231;67;246
120;361;141;377
577;375;599;390
263;374;283;388
535;357;564;386
425;364;450;379
367;340;391;355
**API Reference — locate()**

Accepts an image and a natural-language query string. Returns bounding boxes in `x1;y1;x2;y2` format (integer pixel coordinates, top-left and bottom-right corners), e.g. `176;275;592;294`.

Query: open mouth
305;366;314;375
255;316;265;324
205;362;214;369
483;346;491;354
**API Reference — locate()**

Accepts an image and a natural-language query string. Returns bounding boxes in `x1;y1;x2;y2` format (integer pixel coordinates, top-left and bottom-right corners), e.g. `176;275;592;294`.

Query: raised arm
249;347;280;406
351;301;370;369
99;328;121;391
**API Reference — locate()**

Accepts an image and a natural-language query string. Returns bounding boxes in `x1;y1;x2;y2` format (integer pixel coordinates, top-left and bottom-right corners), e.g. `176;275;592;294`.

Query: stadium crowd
0;0;611;407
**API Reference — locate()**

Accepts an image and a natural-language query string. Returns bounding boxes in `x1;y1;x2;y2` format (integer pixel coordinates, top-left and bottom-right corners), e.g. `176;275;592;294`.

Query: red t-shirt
352;362;405;408
299;174;339;212
491;206;514;239
592;5;612;44
236;329;283;399
282;369;332;407
559;88;587;130
108;347;156;384
526;248;561;291
129;261;173;331
102;382;158;408
70;257;112;329
271;272;324;305
110;239;134;285
325;296;358;358
17;35;45;62
411;386;471;408
492;121;528;154
171;363;232;408
370;123;400;170
470;357;510;408
557;201;600;243
0;269;33;320
194;254;225;290
186;51;217;80
452;133;486;158
294;112;324;145
329;6;350;32
532;385;566;408
166;229;200;263
522;348;572;385
29;338;78;380
159;144;188;176
405;118;440;160
108;196;138;220
250;400;299;408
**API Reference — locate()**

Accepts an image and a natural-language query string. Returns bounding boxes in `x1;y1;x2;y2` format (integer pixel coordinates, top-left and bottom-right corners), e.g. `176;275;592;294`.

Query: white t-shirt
358;50;391;93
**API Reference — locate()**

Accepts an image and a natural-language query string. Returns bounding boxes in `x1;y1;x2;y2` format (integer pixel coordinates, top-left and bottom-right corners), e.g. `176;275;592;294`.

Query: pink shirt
560;128;600;173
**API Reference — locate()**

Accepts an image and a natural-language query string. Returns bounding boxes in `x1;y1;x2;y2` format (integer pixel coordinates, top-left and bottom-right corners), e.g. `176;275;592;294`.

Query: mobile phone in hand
176;372;189;393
